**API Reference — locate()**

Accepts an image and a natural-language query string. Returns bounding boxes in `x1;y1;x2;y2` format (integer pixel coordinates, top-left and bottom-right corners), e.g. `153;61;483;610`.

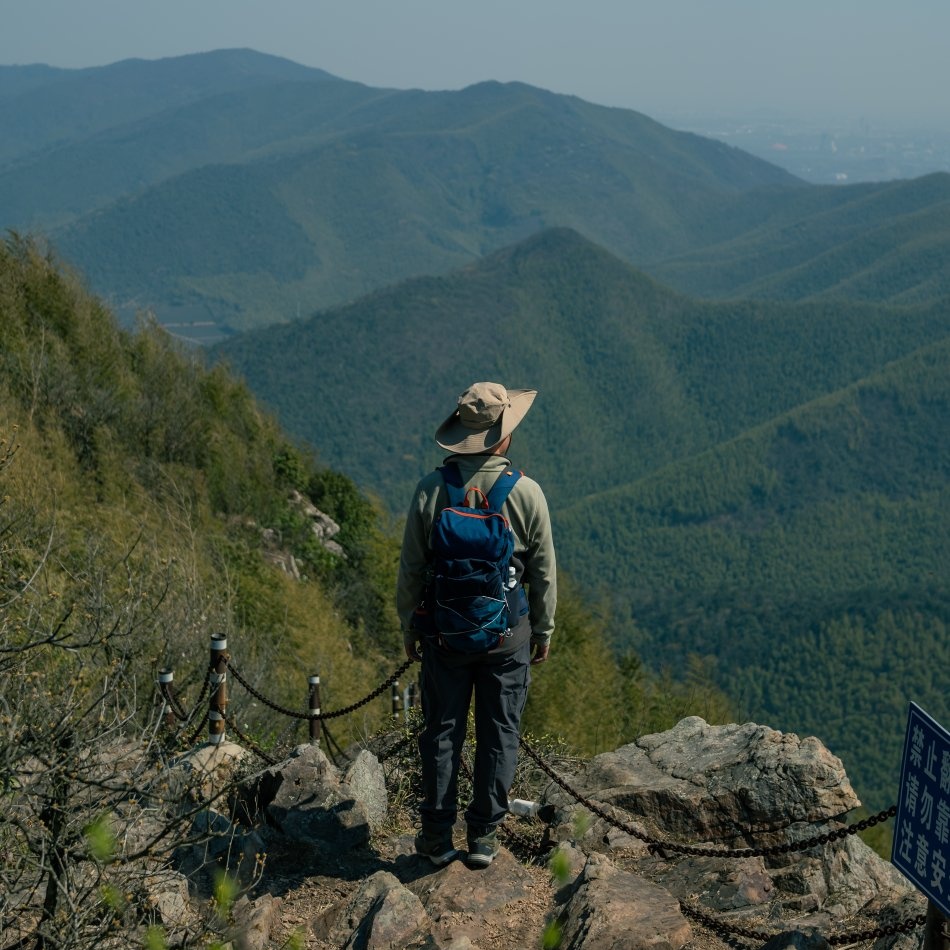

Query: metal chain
222;711;280;766
159;679;188;721
518;736;896;859
680;900;927;945
226;656;414;721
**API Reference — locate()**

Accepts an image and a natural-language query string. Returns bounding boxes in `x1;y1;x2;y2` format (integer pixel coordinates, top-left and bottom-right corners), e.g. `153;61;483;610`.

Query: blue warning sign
892;703;950;918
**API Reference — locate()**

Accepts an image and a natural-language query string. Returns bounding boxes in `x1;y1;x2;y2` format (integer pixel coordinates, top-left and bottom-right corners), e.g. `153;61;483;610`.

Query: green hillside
6;50;950;333
1;50;807;331
48;78;798;331
0;235;725;776
0;78;389;231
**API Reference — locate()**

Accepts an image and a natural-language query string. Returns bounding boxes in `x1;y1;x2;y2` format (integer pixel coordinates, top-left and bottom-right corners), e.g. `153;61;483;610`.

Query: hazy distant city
656;112;950;185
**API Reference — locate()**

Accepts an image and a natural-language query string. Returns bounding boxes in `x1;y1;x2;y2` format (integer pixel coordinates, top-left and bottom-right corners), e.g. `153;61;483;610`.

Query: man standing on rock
397;382;557;867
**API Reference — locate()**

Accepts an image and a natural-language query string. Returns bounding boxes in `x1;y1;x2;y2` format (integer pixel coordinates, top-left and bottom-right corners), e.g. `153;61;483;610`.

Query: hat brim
434;388;537;454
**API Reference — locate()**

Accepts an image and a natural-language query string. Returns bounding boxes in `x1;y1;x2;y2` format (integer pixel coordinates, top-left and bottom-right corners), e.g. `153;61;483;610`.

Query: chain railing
225;654;413;722
519;735;896;860
157;636;414;745
156;633;933;946
679;900;927;946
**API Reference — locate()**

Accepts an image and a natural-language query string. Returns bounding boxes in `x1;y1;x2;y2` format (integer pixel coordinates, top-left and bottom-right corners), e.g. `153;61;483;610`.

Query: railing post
158;668;176;730
208;634;229;745
309;674;322;745
391;680;401;719
924;901;950;950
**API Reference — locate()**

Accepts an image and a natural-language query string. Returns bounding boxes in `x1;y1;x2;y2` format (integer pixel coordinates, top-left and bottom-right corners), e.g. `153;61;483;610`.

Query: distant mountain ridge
0;49;337;166
1;48;807;331
4;48;950;333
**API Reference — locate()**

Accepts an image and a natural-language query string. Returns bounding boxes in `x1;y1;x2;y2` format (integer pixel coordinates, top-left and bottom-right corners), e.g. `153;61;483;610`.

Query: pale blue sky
2;0;948;124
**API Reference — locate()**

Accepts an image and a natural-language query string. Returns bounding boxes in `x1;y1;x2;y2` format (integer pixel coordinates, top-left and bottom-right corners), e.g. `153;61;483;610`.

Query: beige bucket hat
435;381;538;454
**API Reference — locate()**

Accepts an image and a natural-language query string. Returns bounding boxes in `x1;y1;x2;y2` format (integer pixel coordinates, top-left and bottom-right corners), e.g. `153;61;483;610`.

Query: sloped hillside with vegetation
5;50;950;336
650;172;950;303
0;234;727;755
211;228;950;513
0;51;799;331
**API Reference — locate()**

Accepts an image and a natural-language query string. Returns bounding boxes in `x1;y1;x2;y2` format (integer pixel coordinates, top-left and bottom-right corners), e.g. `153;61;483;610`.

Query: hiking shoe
414;829;458;866
466;828;500;867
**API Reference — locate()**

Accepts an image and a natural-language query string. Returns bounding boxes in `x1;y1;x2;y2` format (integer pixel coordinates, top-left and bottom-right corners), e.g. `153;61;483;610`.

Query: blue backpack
427;463;523;652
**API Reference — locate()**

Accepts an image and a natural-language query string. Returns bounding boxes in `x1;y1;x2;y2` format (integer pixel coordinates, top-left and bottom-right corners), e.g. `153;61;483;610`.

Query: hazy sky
2;0;949;125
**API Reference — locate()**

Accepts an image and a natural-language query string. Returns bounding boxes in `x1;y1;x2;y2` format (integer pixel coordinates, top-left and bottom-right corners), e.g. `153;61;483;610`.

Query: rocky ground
167;716;925;950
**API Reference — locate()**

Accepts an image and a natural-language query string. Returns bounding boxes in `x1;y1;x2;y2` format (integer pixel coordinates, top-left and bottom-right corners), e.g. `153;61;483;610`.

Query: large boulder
241;744;385;853
572;717;859;843
541;717;922;939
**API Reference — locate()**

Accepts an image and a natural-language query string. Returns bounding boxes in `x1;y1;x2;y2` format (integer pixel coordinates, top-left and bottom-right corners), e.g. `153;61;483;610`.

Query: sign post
892;703;950;950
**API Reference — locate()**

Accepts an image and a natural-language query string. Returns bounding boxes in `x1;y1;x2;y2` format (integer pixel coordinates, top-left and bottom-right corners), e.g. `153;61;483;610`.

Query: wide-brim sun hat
434;381;537;454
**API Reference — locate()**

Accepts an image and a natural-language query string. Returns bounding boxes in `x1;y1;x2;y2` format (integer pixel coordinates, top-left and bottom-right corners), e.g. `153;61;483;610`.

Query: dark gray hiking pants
418;637;531;833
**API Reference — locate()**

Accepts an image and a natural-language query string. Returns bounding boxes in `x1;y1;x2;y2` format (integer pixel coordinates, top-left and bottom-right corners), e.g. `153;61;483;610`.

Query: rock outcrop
142;718;925;950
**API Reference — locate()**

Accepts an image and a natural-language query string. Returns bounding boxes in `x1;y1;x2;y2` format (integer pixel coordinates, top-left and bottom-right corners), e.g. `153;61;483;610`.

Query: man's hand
405;639;422;662
530;642;550;665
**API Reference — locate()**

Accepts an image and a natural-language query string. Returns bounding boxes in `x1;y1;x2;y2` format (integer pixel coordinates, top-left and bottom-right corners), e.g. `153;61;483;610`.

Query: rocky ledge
150;717;923;949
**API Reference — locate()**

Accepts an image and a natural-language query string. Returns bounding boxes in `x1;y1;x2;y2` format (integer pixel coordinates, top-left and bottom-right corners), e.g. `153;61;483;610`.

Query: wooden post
158;669;176;730
208;634;229;745
309;674;322;745
924;901;950;950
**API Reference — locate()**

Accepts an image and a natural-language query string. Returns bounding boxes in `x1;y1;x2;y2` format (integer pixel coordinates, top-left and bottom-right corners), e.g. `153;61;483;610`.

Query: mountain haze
5;49;950;335
0;49;335;167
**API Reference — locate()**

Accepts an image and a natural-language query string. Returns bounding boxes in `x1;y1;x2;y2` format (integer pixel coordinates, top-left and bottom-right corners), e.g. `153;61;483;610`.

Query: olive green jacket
397;453;557;650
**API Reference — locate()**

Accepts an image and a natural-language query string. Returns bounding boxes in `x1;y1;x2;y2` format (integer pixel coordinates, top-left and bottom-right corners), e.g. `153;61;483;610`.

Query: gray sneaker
414;829;458;866
466;828;500;867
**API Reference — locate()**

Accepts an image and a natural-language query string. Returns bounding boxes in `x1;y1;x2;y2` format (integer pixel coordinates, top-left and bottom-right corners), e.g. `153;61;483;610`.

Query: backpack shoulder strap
437;463;466;507
486;468;522;512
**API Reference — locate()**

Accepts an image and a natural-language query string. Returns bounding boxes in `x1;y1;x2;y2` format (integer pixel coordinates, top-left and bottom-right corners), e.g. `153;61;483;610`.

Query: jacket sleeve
520;482;557;645
396;483;432;633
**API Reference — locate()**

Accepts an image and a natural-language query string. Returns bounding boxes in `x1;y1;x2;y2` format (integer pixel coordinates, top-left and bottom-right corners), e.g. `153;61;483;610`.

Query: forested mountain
0;49;333;167
558;335;950;810
1;49;797;331
210;228;950;511
210;227;950;809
